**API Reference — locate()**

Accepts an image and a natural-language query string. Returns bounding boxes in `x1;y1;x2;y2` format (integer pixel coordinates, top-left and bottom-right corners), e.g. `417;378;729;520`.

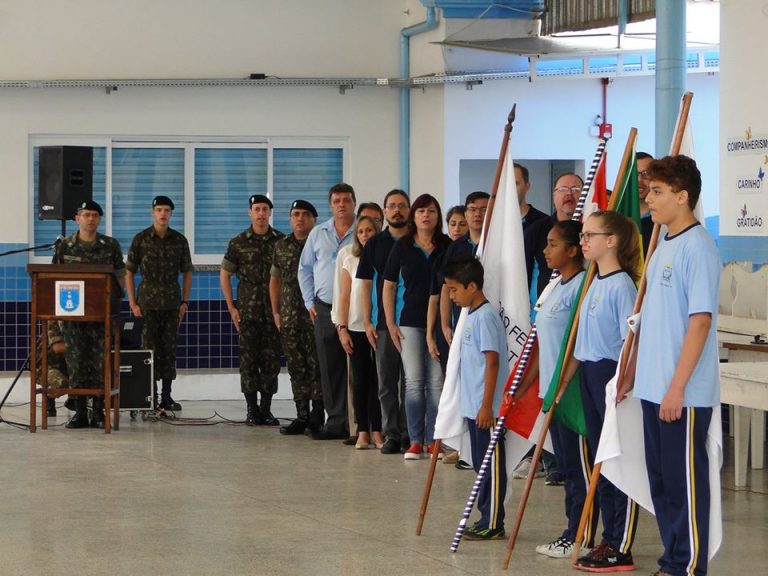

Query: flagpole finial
506;105;516;132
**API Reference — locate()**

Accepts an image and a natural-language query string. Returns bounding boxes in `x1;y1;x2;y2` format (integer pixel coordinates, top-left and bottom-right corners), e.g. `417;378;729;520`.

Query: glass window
112;148;185;251
194;148;267;254
272;148;342;234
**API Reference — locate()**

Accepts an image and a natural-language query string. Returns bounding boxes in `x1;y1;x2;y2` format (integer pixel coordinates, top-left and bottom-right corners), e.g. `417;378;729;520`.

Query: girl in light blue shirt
571;211;640;571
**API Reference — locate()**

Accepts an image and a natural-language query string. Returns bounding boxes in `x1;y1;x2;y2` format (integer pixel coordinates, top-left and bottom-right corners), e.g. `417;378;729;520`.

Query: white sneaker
535;536;575;558
512;456;545;479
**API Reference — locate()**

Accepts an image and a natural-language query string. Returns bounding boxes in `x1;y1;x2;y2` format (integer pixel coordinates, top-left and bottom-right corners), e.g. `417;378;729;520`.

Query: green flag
541;273;587;435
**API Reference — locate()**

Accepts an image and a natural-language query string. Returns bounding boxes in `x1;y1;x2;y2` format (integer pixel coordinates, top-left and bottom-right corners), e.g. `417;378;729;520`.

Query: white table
719;356;768;487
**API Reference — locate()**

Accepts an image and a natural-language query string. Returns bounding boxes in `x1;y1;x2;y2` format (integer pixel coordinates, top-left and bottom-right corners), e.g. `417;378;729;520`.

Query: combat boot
90;396;105;429
160;379;182;411
305;399;325;435
280;400;310;435
65;397;89;429
260;393;280;426
46;397;57;417
245;392;262;426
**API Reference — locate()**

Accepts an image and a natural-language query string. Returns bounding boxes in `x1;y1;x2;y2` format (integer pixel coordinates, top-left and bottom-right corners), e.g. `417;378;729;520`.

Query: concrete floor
0;400;765;576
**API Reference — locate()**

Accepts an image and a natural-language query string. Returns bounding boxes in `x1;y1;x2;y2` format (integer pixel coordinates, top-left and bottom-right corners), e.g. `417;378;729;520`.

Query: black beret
290;199;318;218
249;194;273;209
152;195;175;210
77;200;103;216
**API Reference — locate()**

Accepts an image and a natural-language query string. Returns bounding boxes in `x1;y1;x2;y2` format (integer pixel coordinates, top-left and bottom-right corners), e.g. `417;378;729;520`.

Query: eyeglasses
466;206;488;214
579;232;613;242
554;186;581;195
385;203;409;210
638;170;650;178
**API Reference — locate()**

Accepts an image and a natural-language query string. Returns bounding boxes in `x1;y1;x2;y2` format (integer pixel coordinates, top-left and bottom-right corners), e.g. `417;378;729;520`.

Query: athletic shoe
545;470;565;486
536;536;577;558
380;438;401;455
426;442;444;460
403;442;424;461
512;456;545;479
463;525;505;541
442;451;459;464
575;541;635;572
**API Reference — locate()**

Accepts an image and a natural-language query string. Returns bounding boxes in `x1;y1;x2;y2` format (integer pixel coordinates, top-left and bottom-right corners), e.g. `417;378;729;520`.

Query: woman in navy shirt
383;194;451;460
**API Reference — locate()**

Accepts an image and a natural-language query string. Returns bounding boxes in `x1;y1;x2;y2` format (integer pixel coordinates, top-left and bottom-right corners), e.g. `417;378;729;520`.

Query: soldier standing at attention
270;200;322;435
125;195;192;412
221;195;285;426
53;200;125;429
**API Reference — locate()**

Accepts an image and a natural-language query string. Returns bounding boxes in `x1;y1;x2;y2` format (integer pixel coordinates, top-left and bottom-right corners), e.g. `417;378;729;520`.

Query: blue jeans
399;326;443;445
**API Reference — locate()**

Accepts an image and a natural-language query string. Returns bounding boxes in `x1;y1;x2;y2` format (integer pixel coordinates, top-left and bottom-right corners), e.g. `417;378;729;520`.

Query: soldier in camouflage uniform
270;200;323;435
221;195;285;426
125;195;193;412
53;200;125;429
35;321;70;417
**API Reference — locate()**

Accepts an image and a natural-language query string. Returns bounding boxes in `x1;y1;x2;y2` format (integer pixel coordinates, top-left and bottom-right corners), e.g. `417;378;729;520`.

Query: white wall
0;0;405;78
443;73;720;216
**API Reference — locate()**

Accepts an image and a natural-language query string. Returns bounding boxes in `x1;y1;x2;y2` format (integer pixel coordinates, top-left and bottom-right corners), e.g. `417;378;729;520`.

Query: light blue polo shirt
459;301;509;419
574;270;637;363
634;223;721;407
536;271;585;399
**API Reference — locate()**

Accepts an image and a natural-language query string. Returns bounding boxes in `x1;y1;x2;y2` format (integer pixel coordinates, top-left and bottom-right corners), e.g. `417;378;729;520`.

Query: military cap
290;199;318;218
152;195;175;210
77;200;103;216
249;194;273;209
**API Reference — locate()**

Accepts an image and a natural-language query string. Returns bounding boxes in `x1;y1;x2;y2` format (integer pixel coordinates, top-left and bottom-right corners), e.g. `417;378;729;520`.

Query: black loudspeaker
38;146;93;220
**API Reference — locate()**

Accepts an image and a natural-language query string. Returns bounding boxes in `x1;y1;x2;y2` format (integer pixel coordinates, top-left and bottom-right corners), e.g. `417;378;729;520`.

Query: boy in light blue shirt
444;258;508;541
627;155;720;576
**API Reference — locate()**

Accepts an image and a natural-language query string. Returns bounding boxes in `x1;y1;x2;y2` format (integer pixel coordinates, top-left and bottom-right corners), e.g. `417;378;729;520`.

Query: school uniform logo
588;293;601;317
462;325;473;345
661;264;673;288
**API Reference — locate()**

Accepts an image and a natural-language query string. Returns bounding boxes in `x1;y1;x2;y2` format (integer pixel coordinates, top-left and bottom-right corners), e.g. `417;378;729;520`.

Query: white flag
434;143;533;473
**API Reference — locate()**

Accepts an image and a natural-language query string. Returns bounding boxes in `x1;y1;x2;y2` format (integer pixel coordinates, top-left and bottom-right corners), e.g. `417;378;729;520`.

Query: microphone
52;235;65;248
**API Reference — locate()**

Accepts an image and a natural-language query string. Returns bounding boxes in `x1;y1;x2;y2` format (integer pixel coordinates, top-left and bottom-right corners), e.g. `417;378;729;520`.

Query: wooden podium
27;264;122;433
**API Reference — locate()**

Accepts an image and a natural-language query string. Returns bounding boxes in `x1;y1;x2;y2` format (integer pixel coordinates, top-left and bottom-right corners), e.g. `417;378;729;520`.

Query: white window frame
29;135;349;265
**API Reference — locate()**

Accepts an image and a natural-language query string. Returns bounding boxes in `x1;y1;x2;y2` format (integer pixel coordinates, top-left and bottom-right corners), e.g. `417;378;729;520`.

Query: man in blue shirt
298;183;356;440
357;189;410;454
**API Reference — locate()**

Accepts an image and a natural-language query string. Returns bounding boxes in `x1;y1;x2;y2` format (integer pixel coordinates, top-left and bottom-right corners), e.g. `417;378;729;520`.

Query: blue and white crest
55;281;85;316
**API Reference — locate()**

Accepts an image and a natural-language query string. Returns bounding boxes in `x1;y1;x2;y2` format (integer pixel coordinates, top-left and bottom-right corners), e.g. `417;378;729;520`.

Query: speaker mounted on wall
38;146;94;221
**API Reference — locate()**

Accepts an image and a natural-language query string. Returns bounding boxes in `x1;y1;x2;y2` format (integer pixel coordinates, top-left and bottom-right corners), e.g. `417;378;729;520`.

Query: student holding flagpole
567;211;640;572
628;155;720;576
517;220;600;559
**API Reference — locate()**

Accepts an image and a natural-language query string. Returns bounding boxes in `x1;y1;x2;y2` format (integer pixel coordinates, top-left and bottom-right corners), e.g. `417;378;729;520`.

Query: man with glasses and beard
356;189;411;455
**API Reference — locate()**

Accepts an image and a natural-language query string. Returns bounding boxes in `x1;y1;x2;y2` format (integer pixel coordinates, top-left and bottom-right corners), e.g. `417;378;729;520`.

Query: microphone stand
0;229;65;428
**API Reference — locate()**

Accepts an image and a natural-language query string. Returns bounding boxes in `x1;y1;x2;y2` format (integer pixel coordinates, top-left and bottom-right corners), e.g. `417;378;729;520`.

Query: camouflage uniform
53;232;125;388
222;226;284;394
271;233;321;402
125;226;193;382
35;321;70;388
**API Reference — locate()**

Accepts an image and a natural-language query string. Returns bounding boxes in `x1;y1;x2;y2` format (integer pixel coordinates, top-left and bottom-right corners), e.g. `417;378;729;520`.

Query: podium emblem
55;281;85;316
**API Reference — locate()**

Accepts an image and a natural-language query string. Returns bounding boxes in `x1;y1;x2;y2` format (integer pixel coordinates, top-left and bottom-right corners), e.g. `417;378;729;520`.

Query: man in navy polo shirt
357;189;410;454
298;183;356;440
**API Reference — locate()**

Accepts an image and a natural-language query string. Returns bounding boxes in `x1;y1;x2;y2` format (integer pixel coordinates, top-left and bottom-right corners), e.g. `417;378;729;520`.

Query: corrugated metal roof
542;0;655;35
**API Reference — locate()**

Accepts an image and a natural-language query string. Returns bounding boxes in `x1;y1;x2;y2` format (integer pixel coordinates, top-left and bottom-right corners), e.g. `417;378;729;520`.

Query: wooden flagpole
502;128;638;569
570;91;693;565
443;136;608;553
415;105;516;537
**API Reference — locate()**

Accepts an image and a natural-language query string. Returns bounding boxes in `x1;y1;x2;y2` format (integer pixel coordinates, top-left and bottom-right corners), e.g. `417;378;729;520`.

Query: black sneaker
464;525;505;541
545;470;565;486
380;438;401;454
455;459;473;470
575;541;635;572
